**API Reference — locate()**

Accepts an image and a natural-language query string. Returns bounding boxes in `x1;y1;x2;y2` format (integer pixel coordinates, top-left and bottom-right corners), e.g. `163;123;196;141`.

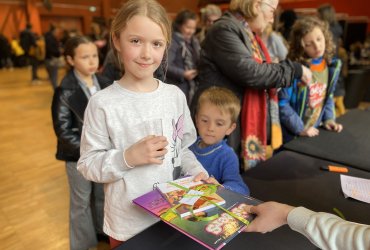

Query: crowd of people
0;22;110;90
3;0;365;249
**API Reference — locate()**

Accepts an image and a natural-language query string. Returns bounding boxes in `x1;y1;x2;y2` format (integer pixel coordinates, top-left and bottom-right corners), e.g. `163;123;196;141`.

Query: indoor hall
0;0;369;249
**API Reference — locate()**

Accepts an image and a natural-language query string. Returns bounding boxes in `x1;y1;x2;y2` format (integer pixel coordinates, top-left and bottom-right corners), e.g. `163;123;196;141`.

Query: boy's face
195;102;236;147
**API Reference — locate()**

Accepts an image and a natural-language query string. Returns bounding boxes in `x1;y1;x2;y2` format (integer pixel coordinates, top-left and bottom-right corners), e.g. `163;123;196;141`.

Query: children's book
133;177;261;250
156;176;226;218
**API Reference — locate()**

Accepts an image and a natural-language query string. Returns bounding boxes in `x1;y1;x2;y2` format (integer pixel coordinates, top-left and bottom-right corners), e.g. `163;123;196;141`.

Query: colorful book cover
133;178;261;250
156;176;226;218
132;189;171;217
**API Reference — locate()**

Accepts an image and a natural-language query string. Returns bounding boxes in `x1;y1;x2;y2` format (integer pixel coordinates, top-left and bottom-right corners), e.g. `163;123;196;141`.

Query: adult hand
299;126;319;137
244;201;295;233
301;65;312;86
324;121;343;132
124;135;168;167
184;69;198;81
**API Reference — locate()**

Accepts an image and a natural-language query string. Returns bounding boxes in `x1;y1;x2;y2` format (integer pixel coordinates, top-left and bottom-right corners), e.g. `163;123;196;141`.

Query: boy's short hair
197;87;241;123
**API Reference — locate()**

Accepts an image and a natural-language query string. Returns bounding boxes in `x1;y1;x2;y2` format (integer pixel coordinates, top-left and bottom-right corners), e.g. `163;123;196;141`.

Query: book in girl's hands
156;176;226;218
133;176;262;250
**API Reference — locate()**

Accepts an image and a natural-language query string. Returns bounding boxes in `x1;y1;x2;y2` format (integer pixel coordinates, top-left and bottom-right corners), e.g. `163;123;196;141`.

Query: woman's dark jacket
51;70;111;161
197;11;302;99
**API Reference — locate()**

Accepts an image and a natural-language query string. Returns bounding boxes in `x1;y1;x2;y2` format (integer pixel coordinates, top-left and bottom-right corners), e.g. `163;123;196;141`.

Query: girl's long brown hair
288;16;335;64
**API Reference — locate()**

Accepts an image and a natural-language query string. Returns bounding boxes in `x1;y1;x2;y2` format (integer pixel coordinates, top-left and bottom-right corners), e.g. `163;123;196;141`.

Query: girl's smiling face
113;15;167;83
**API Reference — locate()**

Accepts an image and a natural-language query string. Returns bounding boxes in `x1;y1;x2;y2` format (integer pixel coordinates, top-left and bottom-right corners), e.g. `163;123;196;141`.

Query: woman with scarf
194;0;312;170
167;9;201;104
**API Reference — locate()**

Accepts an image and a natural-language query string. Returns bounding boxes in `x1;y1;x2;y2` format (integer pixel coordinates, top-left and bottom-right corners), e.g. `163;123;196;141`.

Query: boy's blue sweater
189;138;250;195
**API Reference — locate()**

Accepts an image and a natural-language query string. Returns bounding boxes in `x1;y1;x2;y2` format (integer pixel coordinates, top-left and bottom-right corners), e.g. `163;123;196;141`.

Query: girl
279;16;343;143
76;0;209;247
51;36;110;250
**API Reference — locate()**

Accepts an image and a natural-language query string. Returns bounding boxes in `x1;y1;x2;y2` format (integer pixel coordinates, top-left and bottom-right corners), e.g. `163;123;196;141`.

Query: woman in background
197;4;222;43
167;9;201;104
194;0;312;170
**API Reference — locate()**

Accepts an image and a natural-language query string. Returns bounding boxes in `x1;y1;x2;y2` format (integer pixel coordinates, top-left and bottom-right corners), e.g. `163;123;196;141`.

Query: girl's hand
193;172;209;182
324;121;343;132
203;175;220;185
244;202;295;233
299;127;319;137
193;173;220;186
124;135;168;167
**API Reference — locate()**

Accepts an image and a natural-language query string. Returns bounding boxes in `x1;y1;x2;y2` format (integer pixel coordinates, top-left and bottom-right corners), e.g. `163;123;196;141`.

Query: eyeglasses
260;1;277;16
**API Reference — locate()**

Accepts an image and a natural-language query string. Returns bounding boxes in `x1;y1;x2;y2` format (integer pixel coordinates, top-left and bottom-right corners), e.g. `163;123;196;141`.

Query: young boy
190;87;250;195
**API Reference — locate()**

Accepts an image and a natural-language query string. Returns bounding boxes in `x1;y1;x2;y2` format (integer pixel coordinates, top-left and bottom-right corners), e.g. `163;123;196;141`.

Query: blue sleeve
278;83;305;135
220;150;250;196
321;91;335;123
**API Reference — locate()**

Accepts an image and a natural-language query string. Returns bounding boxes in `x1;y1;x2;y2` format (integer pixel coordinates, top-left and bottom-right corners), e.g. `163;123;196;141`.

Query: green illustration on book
157;177;226;219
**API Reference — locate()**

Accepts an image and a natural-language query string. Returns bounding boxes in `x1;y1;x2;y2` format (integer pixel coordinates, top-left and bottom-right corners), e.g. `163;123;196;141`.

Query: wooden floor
0;67;109;250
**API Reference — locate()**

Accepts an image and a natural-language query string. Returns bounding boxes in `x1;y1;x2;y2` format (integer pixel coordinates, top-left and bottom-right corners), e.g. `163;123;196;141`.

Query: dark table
283;109;370;172
243;150;370;225
116;151;370;250
115;219;313;250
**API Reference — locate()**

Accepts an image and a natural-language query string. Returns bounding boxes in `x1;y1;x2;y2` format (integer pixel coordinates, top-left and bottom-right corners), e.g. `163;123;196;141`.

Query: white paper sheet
341;175;370;204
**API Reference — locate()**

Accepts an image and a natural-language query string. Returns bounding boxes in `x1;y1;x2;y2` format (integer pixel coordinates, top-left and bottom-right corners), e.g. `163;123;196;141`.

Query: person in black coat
51;36;111;250
0;33;13;69
193;0;312;169
20;23;39;81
